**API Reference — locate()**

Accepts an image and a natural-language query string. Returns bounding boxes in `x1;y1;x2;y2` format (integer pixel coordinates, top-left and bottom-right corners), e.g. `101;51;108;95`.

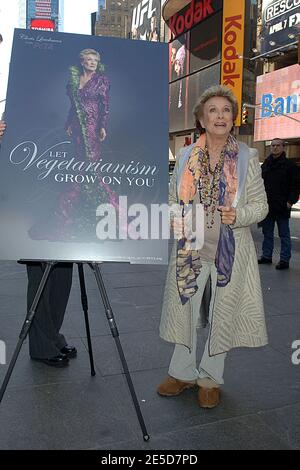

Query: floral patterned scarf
176;133;239;305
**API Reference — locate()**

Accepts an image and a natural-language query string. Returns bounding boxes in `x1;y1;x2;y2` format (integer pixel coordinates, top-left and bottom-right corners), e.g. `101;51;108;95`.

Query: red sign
168;0;222;40
30;19;55;31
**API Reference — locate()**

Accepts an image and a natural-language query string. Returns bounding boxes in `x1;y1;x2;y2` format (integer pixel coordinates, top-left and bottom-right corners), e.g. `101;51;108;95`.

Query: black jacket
261;152;300;218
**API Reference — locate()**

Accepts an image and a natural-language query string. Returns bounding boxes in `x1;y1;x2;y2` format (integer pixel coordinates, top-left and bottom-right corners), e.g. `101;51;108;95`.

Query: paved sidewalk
0;220;299;450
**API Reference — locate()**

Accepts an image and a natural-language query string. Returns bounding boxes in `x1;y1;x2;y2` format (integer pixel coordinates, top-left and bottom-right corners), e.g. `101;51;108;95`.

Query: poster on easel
0;29;169;264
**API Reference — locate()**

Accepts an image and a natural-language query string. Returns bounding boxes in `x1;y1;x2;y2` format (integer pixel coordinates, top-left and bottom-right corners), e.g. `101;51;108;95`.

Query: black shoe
276;261;289;270
60;345;77;358
258;257;272;264
32;353;69;368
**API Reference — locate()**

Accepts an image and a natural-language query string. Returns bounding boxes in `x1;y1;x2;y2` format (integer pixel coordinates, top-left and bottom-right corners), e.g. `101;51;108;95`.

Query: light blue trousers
168;261;227;385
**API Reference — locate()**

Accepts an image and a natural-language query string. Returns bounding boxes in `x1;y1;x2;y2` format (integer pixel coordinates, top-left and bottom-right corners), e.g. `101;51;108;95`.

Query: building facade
95;0;135;38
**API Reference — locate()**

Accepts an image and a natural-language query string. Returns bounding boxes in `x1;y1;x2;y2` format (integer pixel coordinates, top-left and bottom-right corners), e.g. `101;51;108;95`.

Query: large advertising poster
254;64;300;141
261;0;300;54
0;29;169;264
131;0;161;41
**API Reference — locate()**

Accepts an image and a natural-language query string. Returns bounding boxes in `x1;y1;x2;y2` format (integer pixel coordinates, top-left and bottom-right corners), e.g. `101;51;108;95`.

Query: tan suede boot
197;377;220;408
157;376;196;396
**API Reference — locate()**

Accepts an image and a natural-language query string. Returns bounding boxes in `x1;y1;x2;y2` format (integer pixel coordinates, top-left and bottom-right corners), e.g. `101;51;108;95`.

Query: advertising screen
254;64;300;141
131;0;161;41
167;0;222;40
261;0;300;54
169;76;188;132
30;18;56;31
169;32;189;82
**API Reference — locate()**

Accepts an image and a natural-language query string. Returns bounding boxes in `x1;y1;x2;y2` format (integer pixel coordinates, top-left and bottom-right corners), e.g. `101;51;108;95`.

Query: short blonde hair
79;48;100;63
193;85;238;132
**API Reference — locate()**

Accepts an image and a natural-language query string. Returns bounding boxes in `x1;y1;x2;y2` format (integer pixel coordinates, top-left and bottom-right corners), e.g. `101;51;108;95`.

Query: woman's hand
171;208;193;240
0;120;6;137
218;206;236;225
99;128;106;142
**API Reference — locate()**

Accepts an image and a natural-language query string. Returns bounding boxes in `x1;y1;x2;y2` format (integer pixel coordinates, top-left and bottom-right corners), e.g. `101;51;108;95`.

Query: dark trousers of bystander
261;214;291;262
27;262;73;359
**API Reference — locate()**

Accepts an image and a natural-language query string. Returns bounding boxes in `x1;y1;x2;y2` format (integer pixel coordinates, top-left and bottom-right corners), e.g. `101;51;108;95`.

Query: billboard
167;0;222;41
131;0;161;41
169;32;189;82
221;0;245;126
261;0;300;54
254;64;300;141
0;29;169;263
26;0;59;31
30;18;56;31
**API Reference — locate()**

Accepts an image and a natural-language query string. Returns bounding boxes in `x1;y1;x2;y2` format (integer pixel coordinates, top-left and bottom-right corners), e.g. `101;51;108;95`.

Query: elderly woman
158;85;268;408
66;48;109;162
36;48;115;240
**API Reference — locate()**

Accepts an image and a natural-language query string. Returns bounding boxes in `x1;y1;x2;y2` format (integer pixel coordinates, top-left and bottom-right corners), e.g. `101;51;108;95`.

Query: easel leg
77;263;96;376
0;261;55;403
89;262;150;441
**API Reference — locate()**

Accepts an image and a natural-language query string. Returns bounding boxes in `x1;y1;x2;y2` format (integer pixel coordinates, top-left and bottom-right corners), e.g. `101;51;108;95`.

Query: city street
0;215;299;450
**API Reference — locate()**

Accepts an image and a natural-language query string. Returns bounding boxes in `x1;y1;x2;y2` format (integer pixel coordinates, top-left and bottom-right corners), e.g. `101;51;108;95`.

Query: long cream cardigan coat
159;142;269;355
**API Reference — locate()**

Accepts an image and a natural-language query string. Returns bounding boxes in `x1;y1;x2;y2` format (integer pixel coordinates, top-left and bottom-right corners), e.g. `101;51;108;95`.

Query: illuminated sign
261;0;300;54
167;0;222;40
261;93;298;116
221;0;245;126
30;18;55;31
254;63;300;141
131;0;161;41
264;0;300;22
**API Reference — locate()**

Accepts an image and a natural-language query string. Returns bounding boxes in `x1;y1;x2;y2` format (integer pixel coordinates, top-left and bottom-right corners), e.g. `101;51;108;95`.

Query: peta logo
132;0;156;29
0;340;6;365
291;340;300;365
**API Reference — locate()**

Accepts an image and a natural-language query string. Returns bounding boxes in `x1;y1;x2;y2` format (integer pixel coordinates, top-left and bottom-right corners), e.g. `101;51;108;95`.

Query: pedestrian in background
258;138;300;270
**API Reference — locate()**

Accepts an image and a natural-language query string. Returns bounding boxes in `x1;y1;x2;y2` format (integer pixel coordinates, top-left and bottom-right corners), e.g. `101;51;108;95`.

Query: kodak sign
168;0;222;40
221;0;245;126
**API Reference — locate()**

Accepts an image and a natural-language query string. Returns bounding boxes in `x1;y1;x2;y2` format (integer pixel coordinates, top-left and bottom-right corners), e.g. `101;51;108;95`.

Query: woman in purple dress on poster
65;48;109;161
29;48;117;241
